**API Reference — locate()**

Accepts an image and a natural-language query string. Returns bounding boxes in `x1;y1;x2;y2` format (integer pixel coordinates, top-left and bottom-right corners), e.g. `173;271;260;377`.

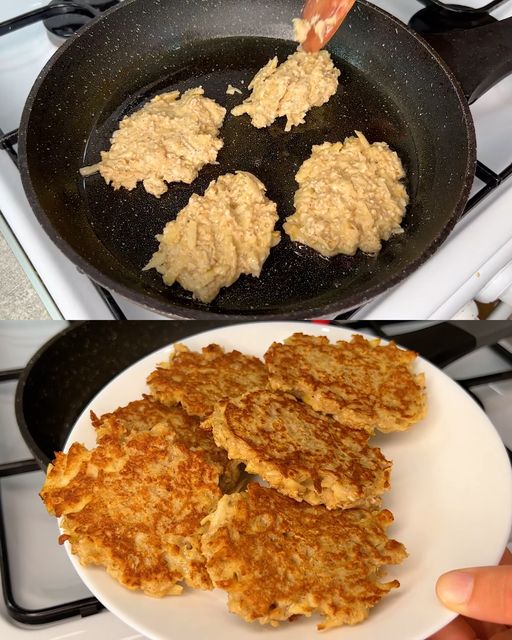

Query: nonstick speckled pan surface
18;0;475;318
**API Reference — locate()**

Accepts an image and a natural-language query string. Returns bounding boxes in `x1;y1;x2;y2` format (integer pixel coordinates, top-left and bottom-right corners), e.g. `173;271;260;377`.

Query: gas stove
1;320;512;639
0;0;512;320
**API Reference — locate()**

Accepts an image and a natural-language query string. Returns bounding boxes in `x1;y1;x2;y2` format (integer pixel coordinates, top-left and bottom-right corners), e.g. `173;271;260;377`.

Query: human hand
428;549;512;639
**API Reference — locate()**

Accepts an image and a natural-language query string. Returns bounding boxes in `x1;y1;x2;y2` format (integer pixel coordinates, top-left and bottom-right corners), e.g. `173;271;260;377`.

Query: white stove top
1;320;512;639
1;0;512;319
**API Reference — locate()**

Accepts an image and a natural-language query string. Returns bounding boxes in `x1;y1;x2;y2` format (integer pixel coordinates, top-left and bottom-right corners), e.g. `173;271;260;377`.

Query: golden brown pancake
147;343;268;419
90;395;243;492
202;389;391;510
40;426;221;595
265;333;426;433
202;483;407;630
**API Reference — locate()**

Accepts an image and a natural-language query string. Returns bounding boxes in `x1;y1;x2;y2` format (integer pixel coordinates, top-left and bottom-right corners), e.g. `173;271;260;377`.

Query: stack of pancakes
40;332;426;631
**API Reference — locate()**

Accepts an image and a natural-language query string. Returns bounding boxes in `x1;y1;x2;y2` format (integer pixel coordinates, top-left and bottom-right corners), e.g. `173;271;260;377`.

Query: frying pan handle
422;17;512;104
389;321;512;368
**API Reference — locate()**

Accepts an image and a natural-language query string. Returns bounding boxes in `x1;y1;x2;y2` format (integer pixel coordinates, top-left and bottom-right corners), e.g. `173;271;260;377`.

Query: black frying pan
16;0;511;318
15;320;512;471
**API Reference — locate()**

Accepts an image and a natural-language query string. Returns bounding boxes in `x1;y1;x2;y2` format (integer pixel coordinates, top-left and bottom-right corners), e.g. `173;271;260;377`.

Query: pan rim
17;0;477;320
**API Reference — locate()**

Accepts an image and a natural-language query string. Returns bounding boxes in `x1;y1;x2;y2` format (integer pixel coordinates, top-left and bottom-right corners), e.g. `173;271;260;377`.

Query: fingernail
437;571;474;605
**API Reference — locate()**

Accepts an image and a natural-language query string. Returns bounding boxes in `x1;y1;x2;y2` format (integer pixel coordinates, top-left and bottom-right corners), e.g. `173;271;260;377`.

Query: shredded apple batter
231;50;340;131
284;132;409;256
80;88;226;197
144;172;280;303
293;15;340;46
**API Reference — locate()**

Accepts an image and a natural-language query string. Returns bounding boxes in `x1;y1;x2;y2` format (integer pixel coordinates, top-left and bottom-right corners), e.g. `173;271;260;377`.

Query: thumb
436;564;512;625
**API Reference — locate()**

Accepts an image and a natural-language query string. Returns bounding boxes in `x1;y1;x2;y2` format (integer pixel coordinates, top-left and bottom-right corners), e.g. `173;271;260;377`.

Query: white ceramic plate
62;322;512;640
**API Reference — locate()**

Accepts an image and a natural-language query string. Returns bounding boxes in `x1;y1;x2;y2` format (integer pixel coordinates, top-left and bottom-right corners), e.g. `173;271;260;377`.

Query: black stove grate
0;0;512;320
0;370;104;625
0;1;120;39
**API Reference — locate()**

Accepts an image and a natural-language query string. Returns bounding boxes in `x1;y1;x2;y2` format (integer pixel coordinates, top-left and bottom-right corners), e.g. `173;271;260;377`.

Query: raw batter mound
284;131;409;256
231;50;340;131
80;88;226;198
144;172;280;303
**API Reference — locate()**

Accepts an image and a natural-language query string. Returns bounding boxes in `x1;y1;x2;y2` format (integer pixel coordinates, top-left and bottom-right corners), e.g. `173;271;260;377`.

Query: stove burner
44;0;120;40
409;0;501;32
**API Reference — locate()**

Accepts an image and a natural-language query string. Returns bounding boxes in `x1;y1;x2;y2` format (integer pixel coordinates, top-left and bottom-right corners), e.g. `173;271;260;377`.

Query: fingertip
436;571;475;608
436;564;512;625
